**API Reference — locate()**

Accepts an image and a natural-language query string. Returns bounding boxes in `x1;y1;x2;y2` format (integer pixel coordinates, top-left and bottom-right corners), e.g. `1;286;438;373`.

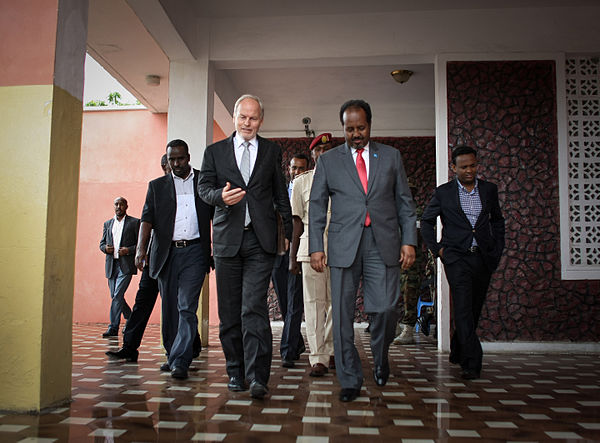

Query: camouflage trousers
399;272;421;327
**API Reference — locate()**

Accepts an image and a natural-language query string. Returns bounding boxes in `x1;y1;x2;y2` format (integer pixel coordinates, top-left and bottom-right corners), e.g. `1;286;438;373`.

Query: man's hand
289;255;302;275
310;252;326;273
135;250;147;271
399;245;416;270
222;181;246;205
118;246;129;256
105;245;114;254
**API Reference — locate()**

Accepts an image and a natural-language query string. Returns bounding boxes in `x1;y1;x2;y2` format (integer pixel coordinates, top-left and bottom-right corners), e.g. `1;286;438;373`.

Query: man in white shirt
99;197;140;337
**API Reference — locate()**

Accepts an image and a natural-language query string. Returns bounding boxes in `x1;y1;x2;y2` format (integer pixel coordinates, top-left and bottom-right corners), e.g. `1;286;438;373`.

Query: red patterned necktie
356;148;371;227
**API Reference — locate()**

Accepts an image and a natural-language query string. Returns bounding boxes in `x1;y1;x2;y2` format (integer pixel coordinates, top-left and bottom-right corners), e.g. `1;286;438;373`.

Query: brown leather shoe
328;356;336;370
309;363;328;377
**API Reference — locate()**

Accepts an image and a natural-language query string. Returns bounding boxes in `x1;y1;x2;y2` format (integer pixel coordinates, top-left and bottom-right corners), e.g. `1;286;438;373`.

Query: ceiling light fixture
391;69;413;84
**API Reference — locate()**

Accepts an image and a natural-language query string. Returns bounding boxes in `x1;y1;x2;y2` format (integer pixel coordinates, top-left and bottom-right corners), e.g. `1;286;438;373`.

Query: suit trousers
444;251;492;373
158;242;208;369
329;227;400;389
215;229;275;385
301;262;333;367
107;259;132;330
272;252;305;360
122;266;159;351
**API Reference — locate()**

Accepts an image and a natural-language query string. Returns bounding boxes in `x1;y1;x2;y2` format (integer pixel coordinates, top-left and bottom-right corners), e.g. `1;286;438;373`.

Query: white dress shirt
172;168;200;241
351;142;370;178
234;132;258;176
111;215;125;258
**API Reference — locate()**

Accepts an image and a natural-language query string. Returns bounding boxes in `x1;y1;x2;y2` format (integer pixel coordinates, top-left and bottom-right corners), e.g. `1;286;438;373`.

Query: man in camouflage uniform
394;183;424;344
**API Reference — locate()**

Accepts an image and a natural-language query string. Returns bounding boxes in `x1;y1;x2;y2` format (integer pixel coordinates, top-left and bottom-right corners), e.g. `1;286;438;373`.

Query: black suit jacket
99;215;140;277
141;169;213;279
421;178;505;272
198;132;292;257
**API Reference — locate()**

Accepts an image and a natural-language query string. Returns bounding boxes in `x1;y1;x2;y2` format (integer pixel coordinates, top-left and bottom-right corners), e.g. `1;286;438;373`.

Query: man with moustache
309;100;417;402
289;133;335;377
421;145;505;380
136;139;212;380
99;197;140;338
272;152;309;368
198;94;292;399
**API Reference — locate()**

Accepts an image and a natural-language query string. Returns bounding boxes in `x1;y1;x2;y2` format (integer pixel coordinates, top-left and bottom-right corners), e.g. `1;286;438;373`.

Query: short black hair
160;154;168;165
339;99;372;125
166;139;189;154
291;153;310;165
451;145;477;165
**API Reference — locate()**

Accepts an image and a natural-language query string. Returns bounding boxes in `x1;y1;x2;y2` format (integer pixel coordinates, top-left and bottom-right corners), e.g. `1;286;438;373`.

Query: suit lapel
366;142;379;196
250;136;268;184
107;219;115;244
451;179;472;226
227;132;246;186
474;180;488;226
342;143;365;194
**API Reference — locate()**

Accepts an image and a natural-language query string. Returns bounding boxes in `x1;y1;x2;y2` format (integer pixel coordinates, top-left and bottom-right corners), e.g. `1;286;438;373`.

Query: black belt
172;238;201;248
243;223;253;231
467;245;480;254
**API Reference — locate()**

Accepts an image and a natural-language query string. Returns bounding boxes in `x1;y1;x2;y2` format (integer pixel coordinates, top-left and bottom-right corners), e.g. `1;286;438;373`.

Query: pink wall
75;110;227;327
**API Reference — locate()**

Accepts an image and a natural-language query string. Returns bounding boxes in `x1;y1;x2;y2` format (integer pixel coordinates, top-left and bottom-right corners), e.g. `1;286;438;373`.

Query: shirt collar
172;168;194;182
234;132;258;150
113;214;125;223
351;142;370;154
457;178;478;193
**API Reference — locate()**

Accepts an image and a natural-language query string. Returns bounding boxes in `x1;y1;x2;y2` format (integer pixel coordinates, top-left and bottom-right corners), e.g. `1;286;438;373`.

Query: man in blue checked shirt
421;145;505;381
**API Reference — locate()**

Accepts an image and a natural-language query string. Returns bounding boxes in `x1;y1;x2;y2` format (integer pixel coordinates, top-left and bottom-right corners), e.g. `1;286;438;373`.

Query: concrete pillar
167;55;215;345
0;0;88;411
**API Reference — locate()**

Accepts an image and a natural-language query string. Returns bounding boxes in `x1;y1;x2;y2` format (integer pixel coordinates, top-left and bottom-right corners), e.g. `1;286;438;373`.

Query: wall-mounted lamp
390;69;413;84
145;75;161;86
302;116;315;138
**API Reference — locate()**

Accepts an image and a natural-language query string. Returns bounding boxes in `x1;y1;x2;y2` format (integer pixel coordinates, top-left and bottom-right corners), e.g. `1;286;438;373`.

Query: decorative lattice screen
566;57;600;266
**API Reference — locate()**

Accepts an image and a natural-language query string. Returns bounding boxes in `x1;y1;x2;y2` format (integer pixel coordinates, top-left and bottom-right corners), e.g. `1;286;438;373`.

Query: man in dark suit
135;139;213;380
99;197;140;337
309;99;417;402
421;145;505;380
198;94;292;399
106;155;202;363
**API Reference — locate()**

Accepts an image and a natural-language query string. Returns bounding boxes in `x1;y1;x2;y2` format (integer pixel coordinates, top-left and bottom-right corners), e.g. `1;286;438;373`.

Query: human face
452;153;478;188
167;145;191;179
234;98;263;141
161;160;171;175
114;198;128;219
343;107;370;149
289;157;308;180
311;142;332;164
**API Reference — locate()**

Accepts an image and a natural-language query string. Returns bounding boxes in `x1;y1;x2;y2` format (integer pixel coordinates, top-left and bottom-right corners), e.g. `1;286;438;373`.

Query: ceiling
86;0;600;136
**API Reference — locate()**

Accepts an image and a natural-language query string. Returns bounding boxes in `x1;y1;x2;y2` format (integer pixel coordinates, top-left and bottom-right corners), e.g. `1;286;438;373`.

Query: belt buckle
175;240;186;248
468;246;478;253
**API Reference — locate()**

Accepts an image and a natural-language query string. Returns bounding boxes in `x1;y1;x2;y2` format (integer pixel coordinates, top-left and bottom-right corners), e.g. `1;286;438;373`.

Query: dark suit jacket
99;215;140;277
197;132;292;257
141;169;213;279
309;142;417;268
421;178;505;272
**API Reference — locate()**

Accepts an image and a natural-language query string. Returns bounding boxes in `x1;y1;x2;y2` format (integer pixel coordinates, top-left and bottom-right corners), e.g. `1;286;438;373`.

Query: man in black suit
421;145;505;380
135;139;213;380
198;94;292;399
100;197;140;337
106;155;202;363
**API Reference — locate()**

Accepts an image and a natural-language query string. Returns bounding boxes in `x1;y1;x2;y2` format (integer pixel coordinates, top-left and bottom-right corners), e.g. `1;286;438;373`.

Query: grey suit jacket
99;215;140;277
198;132;292;257
309;142;417;268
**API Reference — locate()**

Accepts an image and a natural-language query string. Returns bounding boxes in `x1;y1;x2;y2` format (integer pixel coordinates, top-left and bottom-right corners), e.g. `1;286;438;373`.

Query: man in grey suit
99;197;140;337
309;99;417;402
198;94;292;399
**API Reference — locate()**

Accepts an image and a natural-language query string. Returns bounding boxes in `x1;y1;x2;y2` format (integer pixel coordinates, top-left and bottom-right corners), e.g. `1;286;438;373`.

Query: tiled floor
1;324;599;442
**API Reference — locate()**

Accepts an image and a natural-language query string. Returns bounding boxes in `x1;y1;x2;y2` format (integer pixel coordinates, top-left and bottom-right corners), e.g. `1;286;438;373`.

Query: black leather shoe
102;328;118;338
160;362;170;372
449;353;460;365
171;366;188;379
373;365;389;386
339;388;360;402
461;369;480;380
106;347;138;362
249;380;269;399
227;376;248;392
282;359;295;368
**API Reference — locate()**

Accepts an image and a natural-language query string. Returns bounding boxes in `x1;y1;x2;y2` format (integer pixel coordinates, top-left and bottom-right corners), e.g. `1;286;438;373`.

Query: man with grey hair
198;94;292;399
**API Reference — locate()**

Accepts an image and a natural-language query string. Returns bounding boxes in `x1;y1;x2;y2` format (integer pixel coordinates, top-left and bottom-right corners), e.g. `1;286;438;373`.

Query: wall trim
482;341;600;353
